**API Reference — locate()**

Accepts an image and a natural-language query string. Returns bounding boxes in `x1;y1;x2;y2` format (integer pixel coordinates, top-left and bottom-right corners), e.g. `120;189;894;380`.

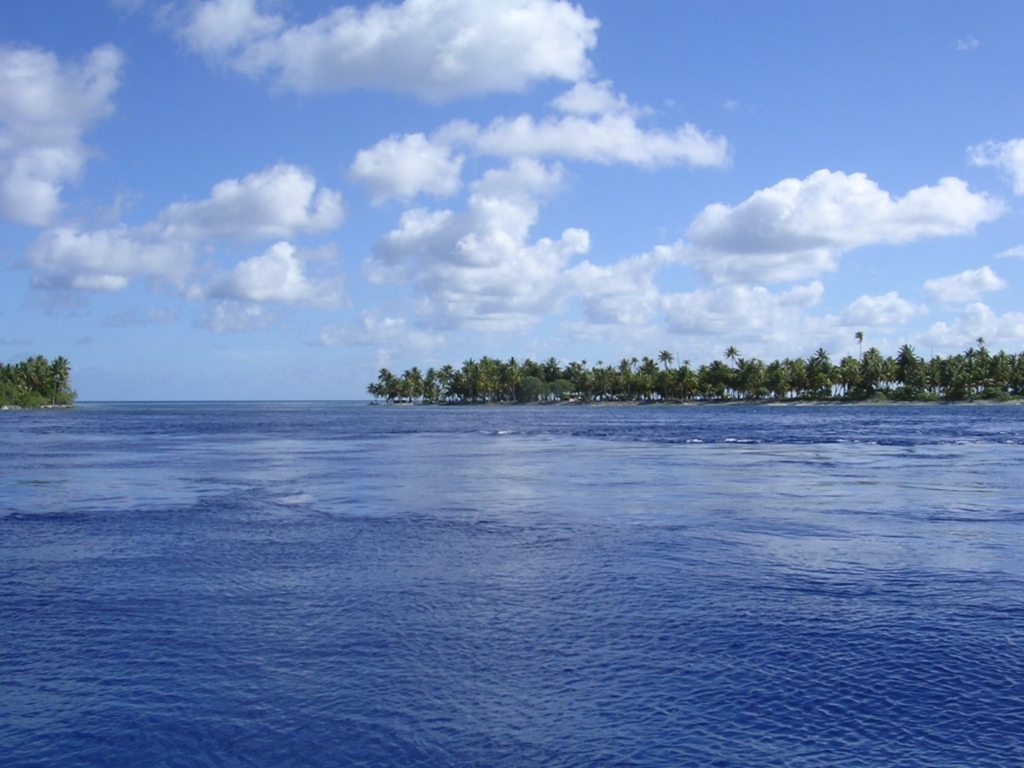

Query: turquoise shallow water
2;402;1023;766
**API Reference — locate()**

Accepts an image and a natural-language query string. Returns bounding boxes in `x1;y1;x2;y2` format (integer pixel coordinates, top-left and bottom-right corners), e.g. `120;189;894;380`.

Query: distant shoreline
370;397;1024;407
0;404;75;411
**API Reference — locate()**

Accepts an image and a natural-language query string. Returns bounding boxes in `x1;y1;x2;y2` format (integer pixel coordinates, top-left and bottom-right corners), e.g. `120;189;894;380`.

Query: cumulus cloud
552;79;634;117
27;164;343;295
839;292;927;327
923;265;1006;303
350;133;464;203
365;159;589;330
350;80;729;202
174;0;598;101
201;241;343;306
158;163;343;239
566;246;673;326
28;225;193;290
457;80;730;168
683;170;1002;284
662;282;824;338
0;44;122;225
969;139;1024;194
920;302;1024;350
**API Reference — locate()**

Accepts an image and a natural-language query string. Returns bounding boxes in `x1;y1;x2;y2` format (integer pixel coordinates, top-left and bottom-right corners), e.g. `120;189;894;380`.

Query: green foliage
519;376;546;403
368;343;1024;405
0;354;76;407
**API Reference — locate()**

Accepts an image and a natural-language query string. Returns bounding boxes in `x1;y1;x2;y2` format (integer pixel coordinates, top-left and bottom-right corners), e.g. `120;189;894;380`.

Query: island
368;340;1024;405
1;355;76;408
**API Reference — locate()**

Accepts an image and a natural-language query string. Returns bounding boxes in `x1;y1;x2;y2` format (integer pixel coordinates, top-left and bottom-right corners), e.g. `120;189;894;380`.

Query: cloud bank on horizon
1;0;1023;399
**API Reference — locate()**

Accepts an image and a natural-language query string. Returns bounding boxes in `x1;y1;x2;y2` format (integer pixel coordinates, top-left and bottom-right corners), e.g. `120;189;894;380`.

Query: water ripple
2;403;1023;765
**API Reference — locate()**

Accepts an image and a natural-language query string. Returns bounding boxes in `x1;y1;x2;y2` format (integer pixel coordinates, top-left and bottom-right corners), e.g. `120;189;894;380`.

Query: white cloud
923;265;1006;303
365;159;589;330
202;241;344;306
839;292;927;327
177;0;283;53
158;163;343;240
0;44;122;225
350;133;464;203
200;300;278;332
466;80;729;168
175;0;598;101
969;139;1024;194
566;246;673;326
683;170;1002;284
920;302;1024;351
997;245;1024;258
349;80;729;202
956;37;979;51
28;225;192;290
662;282;824;338
27;164;343;294
551;79;636;117
318;311;443;352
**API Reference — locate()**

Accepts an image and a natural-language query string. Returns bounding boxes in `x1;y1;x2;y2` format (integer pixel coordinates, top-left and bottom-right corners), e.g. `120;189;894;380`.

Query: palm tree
502;357;522;402
542;357;561;383
854;331;864;358
737;357;767;399
785;357;808;398
701;360;730;400
725;346;740;367
806;348;834;398
837;355;861;398
422;368;440;402
765;360;790;400
617;358;634;399
858;347;891;397
438;364;456;401
658;350;674;370
674;364;699;400
50;356;70;405
895;344;924;397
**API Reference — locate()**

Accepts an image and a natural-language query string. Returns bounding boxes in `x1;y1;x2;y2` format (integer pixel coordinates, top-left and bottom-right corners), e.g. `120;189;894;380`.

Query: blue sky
2;0;1023;400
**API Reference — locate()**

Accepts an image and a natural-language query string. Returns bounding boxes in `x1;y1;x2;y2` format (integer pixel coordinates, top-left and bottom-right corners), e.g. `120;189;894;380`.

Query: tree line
368;338;1024;404
1;355;75;407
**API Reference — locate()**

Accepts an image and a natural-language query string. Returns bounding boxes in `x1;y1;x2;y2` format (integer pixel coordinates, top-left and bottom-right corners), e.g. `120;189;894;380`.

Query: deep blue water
2;402;1024;766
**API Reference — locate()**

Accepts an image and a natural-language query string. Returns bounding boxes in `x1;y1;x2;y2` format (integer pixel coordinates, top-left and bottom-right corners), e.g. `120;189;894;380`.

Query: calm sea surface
2;402;1024;766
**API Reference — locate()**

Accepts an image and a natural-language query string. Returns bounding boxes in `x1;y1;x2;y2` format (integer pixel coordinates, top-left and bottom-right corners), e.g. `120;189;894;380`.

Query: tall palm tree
439;364;456;401
854;331;864;358
50;356;70;405
502;357;522;402
658;350;674;370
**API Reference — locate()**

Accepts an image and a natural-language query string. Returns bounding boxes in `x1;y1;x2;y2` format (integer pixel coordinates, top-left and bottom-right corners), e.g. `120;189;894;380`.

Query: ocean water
2;402;1023;766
